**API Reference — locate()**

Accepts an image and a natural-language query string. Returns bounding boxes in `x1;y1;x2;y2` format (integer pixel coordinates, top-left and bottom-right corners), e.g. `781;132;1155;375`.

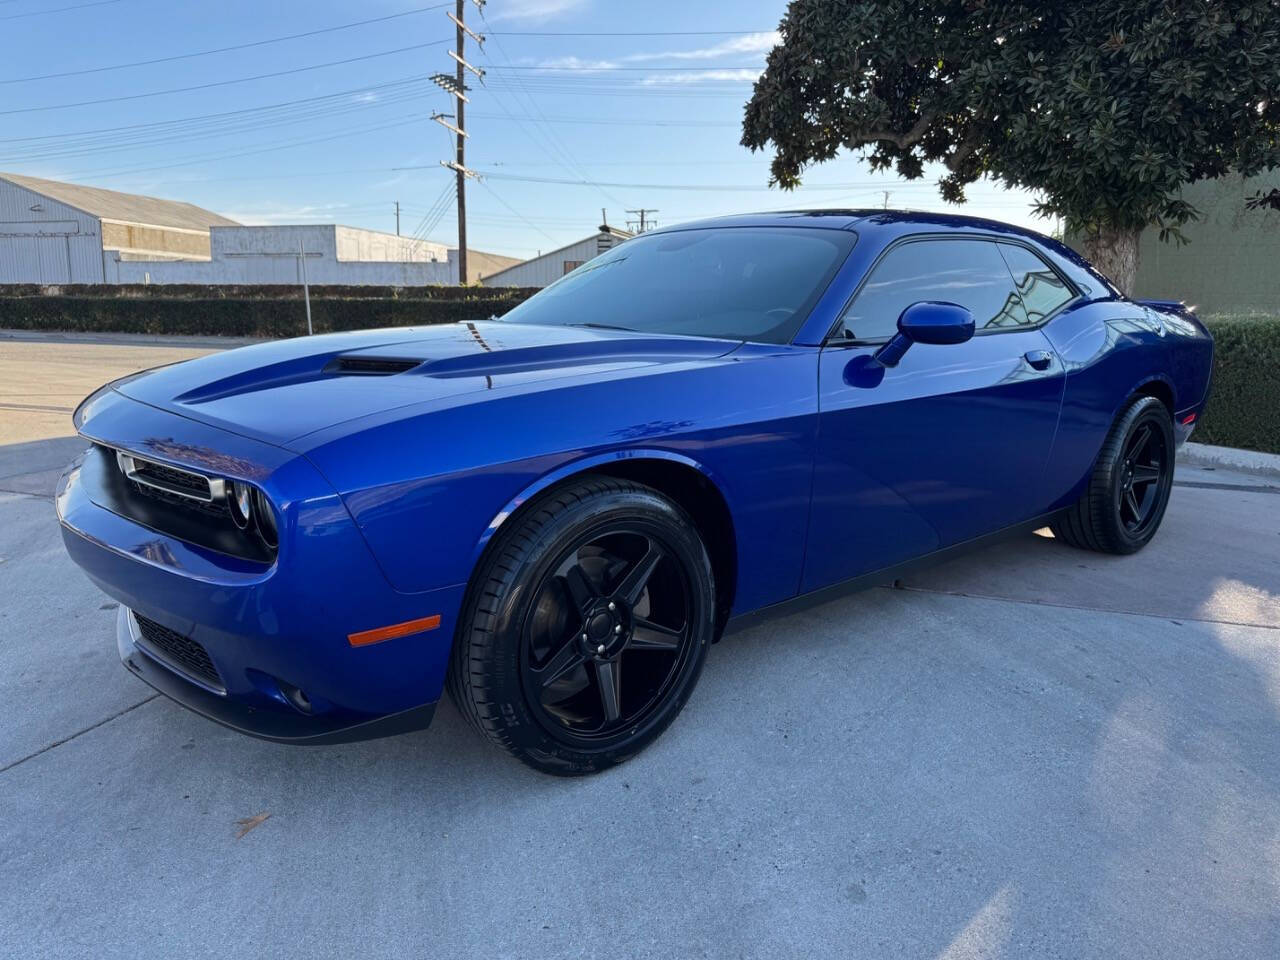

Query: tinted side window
839;239;1027;340
997;243;1077;323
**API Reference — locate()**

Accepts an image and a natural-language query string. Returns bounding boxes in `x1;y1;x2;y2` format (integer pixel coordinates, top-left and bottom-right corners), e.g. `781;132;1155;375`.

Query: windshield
499;226;856;344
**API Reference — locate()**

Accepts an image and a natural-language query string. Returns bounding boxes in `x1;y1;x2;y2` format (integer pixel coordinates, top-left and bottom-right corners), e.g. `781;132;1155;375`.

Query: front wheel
447;476;715;776
1051;395;1176;554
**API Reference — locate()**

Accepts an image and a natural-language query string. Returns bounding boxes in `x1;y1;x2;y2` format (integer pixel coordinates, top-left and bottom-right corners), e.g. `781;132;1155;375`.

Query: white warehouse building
0;173;520;285
481;224;633;288
0;171;239;283
109;224;456;286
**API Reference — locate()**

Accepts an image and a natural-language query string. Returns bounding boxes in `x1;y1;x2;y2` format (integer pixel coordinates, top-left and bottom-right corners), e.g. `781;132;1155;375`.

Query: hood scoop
328;356;423;376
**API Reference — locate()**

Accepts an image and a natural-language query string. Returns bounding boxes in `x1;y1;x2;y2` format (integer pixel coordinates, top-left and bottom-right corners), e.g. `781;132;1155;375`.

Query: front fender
467;448;729;570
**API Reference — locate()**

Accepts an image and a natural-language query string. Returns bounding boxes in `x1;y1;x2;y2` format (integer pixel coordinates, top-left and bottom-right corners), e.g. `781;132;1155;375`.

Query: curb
1178;442;1280;480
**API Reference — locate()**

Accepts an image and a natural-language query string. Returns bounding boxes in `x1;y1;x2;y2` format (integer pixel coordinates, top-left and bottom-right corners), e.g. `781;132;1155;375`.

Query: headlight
252;488;278;549
228;481;252;529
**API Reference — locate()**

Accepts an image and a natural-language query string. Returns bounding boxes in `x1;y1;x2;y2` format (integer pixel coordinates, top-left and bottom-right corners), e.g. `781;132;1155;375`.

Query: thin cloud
535;55;620;72
623;32;778;63
639;69;764;86
531;31;778;73
488;0;587;22
222;204;356;225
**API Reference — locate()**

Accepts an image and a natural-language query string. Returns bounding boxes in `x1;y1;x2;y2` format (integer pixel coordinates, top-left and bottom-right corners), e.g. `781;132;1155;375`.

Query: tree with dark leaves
742;0;1280;292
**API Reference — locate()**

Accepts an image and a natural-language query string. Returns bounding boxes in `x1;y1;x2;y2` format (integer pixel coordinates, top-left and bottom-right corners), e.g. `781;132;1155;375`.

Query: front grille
128;476;229;518
132;459;210;497
133;613;222;690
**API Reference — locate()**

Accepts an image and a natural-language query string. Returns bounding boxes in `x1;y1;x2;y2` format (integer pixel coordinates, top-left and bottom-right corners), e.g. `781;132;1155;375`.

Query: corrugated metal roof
0;172;239;231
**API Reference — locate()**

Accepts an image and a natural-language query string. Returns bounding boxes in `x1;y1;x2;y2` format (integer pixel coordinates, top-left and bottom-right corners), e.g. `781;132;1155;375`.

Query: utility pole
395;201;400;236
626;208;658;233
297;238;312;336
882;190;892;210
433;1;485;285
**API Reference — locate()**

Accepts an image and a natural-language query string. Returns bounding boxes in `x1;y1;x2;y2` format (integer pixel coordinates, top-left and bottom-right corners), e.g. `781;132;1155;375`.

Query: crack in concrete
0;695;159;775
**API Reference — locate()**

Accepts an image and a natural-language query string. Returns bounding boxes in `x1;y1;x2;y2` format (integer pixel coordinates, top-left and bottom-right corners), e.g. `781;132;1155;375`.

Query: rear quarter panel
1039;299;1196;509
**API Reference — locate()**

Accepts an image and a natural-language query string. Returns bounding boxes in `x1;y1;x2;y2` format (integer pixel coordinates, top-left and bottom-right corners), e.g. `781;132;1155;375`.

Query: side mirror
873;301;975;368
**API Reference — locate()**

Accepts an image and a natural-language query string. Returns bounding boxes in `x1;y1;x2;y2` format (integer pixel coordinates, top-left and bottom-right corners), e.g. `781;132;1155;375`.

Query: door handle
1024;350;1054;371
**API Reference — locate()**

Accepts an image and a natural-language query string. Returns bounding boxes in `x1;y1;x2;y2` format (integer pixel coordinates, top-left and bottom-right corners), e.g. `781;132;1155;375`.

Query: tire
446;475;716;776
1050;395;1176;555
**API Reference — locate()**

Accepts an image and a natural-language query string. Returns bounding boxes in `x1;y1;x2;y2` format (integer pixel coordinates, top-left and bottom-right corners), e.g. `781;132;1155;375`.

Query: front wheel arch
469;452;738;636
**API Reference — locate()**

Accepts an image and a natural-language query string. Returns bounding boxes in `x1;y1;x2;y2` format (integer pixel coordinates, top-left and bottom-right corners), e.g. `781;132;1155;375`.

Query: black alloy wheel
1051;395;1176;554
521;528;696;742
448;476;715;775
1115;419;1169;538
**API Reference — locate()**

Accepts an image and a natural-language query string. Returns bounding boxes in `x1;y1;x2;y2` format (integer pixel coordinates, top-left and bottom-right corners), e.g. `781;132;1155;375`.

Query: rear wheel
447;476;715;775
1051;395;1175;554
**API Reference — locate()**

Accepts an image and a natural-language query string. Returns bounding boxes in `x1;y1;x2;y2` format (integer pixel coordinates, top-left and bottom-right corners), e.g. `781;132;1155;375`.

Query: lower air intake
133;612;223;691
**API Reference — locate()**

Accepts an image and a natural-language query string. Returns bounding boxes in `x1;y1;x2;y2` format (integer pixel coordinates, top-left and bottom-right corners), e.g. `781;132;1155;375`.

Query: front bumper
58;389;466;744
117;607;436;744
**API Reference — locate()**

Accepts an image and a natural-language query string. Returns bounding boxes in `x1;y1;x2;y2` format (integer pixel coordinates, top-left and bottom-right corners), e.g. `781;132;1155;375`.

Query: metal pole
455;0;468;286
298;238;313;336
395;201;401;236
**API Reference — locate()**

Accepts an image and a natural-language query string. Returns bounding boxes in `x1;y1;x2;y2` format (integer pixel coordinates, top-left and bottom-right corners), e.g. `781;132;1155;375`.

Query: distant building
0;171;239;283
109;224;456;286
1127;172;1279;314
0;173;521;285
1068;171;1280;314
481;224;634;288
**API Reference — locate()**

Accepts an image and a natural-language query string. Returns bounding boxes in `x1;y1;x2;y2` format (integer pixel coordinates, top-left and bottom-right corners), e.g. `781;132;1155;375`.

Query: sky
0;0;1051;260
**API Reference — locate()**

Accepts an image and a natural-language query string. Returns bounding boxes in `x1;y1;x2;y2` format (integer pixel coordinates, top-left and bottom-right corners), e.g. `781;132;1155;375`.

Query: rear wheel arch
1129;376;1175;417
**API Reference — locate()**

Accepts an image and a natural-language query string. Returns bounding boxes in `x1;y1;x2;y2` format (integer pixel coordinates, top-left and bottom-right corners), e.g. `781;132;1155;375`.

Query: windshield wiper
567;322;636;332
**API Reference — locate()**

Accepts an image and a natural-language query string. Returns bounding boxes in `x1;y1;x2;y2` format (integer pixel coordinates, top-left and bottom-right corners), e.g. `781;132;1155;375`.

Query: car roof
649;208;1059;246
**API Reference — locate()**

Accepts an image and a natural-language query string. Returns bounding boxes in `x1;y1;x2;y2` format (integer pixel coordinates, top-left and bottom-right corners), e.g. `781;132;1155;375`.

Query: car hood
115;321;740;448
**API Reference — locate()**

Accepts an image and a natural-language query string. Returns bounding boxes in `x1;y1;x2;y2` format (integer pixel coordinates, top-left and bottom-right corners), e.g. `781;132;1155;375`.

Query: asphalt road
2;334;1279;959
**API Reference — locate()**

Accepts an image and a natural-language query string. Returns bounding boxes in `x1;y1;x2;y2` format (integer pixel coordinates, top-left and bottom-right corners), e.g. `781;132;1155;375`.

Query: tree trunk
1082;226;1141;295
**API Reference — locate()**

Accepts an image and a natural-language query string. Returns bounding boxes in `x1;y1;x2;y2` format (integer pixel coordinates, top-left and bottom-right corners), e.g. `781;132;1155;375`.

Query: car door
801;236;1069;593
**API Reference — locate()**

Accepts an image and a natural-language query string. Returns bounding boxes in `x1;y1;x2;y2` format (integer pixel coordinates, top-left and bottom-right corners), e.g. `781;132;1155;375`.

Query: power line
478;6;627;211
1;0;121;20
487;29;770;36
467;112;736;128
0;41;449;116
61;114;428;181
0;75;434;143
0;88;437;164
0;3;453;84
443;171;966;193
478;179;559;244
485;64;763;72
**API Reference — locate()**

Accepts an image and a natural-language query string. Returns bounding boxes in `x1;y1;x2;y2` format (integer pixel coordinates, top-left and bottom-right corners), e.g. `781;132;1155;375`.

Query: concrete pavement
2;335;1278;959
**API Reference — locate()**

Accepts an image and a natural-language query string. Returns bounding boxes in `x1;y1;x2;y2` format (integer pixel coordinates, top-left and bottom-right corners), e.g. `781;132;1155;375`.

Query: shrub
1196;313;1280;455
0;285;537;339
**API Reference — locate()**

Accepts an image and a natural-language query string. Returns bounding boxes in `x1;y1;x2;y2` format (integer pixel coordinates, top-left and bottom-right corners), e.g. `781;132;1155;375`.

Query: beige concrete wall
1131;172;1280;313
100;220;211;259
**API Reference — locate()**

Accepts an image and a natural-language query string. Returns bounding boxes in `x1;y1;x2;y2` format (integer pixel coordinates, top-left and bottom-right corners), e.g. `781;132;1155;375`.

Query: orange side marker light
348;614;441;648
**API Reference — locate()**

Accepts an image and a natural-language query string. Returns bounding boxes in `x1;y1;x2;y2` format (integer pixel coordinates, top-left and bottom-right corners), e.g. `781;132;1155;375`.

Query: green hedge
0;286;538;339
1196;313;1280;455
0;283;534;301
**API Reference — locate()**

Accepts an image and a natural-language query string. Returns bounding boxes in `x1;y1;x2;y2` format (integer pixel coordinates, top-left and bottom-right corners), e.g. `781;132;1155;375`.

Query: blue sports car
59;211;1214;774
